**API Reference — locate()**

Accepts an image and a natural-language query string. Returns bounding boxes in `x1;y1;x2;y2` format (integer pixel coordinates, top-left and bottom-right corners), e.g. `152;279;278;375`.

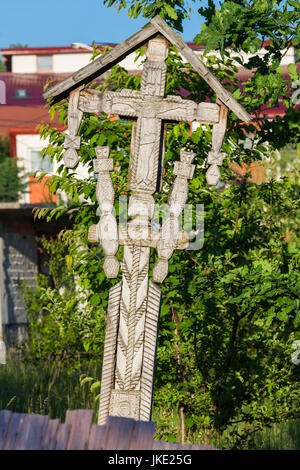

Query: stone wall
0;230;38;345
0;205;74;350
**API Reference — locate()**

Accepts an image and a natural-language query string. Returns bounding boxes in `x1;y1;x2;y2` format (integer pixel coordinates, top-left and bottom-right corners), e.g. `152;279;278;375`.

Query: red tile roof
1;46;95;55
0;105;62;139
0;73;69;105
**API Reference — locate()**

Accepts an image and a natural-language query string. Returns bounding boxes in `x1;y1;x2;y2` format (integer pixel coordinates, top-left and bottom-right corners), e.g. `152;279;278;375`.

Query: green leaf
80;376;94;386
164;4;178;20
90;294;101;306
90;381;101;392
65;255;73;269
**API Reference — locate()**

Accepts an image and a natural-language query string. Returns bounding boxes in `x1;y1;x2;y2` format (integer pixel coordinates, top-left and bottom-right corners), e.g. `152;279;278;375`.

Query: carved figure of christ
78;36;222;424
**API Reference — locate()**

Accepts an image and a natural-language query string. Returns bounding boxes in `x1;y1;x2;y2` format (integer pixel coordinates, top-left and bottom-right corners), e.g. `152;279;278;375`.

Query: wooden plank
150;16;251;123
104;416;135;450
55;422;71;450
164;441;184;449
2;413;25;450
129;420;155;450
88;424;108;450
14;413;48;450
190;443;216;450
43;23;158;104
0;410;12;448
65;409;94;450
196;102;220;124
98;282;122;425
152;439;169;450
42;418;60;450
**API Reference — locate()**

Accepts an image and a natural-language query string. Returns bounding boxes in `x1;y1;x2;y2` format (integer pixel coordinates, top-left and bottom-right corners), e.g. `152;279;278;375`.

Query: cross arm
157;96;221;125
78;88;143;118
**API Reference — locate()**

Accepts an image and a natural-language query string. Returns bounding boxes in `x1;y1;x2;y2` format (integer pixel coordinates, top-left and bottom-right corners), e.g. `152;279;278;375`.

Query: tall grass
252;420;300;450
152;406;300;449
0;349;101;423
1;351;299;449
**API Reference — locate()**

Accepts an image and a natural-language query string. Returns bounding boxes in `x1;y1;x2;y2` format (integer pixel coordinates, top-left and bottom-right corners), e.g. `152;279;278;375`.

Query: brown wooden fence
0;409;216;450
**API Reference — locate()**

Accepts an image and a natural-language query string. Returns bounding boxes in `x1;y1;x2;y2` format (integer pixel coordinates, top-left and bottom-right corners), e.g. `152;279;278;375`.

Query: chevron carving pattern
98;282;122;425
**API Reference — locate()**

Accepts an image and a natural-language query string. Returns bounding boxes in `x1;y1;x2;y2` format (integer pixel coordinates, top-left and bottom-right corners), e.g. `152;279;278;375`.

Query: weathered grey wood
1;412;25;450
140;281;161;421
98;282;122;426
44;16;250;429
153;149;195;283
65;409;94;450
88;424;107;450
88;146;120;278
0;410;216;449
63;87;83;168
0;233;7;364
191;443;216;450
44;15;250;123
14;413;48;450
98;38;171;425
54;422;71;450
196;102;220;124
150;15;251;123
43;22;158;103
206;99;229;185
42;418;60;450
164;441;184;449
152;439;169;450
0;410;12;447
129;420;155;449
104;416;135;450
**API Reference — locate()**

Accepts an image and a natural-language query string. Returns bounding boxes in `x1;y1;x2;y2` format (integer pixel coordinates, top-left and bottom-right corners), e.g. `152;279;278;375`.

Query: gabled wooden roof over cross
43;15;250;123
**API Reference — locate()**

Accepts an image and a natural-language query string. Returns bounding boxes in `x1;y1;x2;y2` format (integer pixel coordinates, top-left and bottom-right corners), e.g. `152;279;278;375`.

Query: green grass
0;350;101;423
152;407;300;449
252;420;300;450
1;351;299;449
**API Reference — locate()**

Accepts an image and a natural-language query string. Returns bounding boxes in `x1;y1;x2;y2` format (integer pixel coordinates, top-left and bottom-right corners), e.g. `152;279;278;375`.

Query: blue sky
0;0;207;49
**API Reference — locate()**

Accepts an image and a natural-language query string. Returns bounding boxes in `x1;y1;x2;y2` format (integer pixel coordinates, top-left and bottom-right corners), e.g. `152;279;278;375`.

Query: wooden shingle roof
43;16;251;123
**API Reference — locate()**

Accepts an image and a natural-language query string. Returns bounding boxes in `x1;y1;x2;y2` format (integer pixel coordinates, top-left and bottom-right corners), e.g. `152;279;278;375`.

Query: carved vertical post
63;87;83;169
88;146;120;279
153;149;195;283
206;99;228;186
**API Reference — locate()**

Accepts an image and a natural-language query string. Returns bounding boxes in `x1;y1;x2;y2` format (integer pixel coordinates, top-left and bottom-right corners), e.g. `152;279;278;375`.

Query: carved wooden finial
153;149;195;284
206;100;228;186
63;88;83;168
88;145;120;279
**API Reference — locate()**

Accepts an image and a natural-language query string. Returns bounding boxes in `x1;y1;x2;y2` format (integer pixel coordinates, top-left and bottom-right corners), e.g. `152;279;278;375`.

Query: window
37;55;52;71
30;150;53;174
15;89;28;98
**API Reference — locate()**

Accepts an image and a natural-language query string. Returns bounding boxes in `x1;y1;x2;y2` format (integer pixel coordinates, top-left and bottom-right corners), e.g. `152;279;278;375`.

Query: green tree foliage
0;136;26;202
26;0;300;447
104;0;190;31
21;231;112;371
9;44;28;48
0;59;6;72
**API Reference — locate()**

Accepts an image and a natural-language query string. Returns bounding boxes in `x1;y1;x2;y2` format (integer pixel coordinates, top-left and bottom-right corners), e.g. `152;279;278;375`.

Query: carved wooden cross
43;16;250;425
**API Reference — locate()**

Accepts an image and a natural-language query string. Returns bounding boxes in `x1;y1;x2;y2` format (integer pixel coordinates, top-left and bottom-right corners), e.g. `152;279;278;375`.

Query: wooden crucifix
43;16;251;425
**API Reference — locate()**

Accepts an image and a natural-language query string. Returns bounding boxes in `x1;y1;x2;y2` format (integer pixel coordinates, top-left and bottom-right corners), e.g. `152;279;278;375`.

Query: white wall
16;133;91;204
10;46;296;74
119;51;144;71
53;52;93;73
12;55;37;73
193;46;296;67
10;50;146;74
